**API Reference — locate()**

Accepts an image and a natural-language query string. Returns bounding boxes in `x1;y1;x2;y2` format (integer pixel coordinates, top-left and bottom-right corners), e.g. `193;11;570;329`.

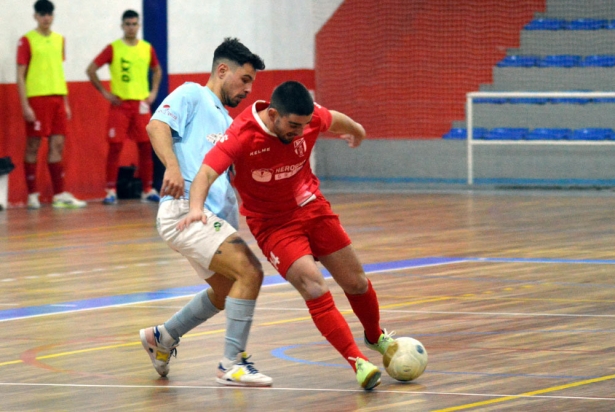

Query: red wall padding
315;0;546;139
0;70;314;206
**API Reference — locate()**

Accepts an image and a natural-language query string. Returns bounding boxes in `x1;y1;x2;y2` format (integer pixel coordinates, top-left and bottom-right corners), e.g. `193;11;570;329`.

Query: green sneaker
353;358;381;390
364;329;395;355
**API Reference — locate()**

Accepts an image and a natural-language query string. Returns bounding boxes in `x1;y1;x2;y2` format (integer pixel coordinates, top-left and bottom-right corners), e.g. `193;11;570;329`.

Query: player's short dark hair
34;0;54;15
270;81;314;117
122;9;139;20
212;37;265;72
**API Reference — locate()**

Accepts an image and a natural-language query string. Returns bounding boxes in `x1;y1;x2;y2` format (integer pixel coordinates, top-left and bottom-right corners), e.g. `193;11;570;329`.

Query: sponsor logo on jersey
274;160;306;180
156;104;177;121
206;133;226;144
293;138;307;157
252;169;273;182
250;147;270;156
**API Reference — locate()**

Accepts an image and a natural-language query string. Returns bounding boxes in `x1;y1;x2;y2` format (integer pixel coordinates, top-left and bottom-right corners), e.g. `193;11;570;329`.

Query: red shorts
25;95;68;137
246;196;351;277
107;100;150;143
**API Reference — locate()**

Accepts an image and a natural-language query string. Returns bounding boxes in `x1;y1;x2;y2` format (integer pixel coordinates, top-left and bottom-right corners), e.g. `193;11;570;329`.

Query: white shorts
157;199;237;279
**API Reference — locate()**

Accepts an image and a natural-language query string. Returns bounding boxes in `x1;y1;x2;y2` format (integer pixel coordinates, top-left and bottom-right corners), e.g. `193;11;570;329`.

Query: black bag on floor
116;165;142;199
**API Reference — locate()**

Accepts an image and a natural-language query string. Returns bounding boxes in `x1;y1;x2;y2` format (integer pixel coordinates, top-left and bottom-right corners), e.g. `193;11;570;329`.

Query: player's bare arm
146;120;184;198
86;61;122;105
328;110;366;148
146;65;162;105
175;164;220;231
16;64;35;122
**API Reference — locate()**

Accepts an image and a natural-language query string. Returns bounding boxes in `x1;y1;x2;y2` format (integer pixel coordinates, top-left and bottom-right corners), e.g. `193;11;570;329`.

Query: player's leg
103;103;128;204
319;246;393;355
130;108;158;202
208;234;272;386
23;96;50;209
23;136;41;209
309;199;393;356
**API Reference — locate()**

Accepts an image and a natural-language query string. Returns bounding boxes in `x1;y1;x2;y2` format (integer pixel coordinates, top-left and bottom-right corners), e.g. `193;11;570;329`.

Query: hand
161;166;184;199
145;92;158;106
176;208;207;231
340;133;364;148
103;90;122;106
22;105;36;123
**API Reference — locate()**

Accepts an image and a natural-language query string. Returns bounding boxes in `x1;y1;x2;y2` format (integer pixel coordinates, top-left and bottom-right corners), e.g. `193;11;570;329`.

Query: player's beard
272;120;295;145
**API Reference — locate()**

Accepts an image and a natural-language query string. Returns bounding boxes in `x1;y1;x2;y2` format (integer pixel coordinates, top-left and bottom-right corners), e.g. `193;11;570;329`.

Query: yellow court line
1;297;449;367
433;373;615;412
0;328;226;368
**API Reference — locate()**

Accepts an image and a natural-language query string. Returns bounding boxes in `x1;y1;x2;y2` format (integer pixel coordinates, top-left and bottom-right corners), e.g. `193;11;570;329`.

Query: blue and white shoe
216;352;273;387
139;325;179;377
102;189;117;205
141;188;160;203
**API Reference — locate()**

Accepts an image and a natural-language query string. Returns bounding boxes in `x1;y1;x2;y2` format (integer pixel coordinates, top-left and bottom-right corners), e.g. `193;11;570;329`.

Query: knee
236;257;264;285
342;274;368;295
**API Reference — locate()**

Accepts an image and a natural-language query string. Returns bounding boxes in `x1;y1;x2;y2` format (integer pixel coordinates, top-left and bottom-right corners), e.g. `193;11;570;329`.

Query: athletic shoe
353;357;381;390
141;188;160;203
216;352;273;387
52;192;87;209
364;329;396;355
139;325;179;377
27;192;40;209
103;189;117;205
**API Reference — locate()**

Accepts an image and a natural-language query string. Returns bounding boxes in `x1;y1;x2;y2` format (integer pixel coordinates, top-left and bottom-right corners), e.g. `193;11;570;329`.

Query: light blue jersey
151;82;239;229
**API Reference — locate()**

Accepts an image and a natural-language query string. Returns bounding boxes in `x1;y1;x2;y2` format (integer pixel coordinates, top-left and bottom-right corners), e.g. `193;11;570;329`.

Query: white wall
0;0;343;83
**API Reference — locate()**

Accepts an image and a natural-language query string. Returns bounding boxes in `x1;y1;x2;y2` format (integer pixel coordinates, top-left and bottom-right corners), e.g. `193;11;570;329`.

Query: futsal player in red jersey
178;81;394;390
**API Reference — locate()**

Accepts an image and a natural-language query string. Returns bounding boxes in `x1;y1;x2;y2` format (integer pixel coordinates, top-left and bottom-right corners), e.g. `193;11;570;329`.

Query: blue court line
2;256;615;322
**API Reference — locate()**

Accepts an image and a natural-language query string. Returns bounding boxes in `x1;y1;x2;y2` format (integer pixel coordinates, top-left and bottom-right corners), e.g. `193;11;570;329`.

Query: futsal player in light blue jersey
139;38;271;387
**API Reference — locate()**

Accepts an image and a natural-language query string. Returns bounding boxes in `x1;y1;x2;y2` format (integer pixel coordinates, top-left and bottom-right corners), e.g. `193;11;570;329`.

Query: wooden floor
1;190;615;411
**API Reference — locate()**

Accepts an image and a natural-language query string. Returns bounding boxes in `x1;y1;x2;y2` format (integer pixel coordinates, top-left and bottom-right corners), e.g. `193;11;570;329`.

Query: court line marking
432;373;615;412
4;256;615;323
0;381;612;402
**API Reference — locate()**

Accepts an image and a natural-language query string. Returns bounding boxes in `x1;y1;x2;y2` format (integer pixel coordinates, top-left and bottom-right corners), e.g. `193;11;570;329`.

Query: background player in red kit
86;9;162;204
178;81;394;390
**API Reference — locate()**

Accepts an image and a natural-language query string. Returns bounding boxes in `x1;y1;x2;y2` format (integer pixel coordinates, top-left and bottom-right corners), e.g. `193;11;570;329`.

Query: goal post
466;91;615;185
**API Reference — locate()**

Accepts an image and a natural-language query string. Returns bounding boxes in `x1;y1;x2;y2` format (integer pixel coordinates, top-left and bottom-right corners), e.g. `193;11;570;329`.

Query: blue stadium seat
580;55;615;67
565;18;608;30
549;97;591;104
485;128;529;140
537;55;582;67
569;128;613;140
524;18;566;30
497;55;539;67
442;128;488;140
508;98;549;104
525;128;571;140
474;98;508;104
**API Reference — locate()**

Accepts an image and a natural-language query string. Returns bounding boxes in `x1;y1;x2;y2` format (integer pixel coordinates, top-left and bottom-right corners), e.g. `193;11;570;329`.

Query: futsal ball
382;337;428;381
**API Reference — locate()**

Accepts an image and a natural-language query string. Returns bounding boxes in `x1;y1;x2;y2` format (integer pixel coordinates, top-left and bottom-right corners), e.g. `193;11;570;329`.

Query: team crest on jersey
252;169;273;182
294;138;307;157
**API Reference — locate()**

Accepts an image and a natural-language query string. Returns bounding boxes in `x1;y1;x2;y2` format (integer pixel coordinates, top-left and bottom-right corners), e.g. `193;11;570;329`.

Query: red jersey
205;100;333;218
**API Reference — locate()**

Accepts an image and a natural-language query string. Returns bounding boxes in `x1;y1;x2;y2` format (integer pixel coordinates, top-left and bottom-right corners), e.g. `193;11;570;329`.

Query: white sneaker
216;352;273;387
103;189;118;205
141;188;160;203
27;192;40;209
139;325;179;377
52;192;87;209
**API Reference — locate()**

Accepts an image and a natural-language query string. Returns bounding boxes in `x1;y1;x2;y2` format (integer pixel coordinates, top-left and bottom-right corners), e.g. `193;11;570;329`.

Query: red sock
24;162;37;194
47;162;65;195
106;143;123;189
306;291;366;371
345;279;382;344
137;142;153;192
